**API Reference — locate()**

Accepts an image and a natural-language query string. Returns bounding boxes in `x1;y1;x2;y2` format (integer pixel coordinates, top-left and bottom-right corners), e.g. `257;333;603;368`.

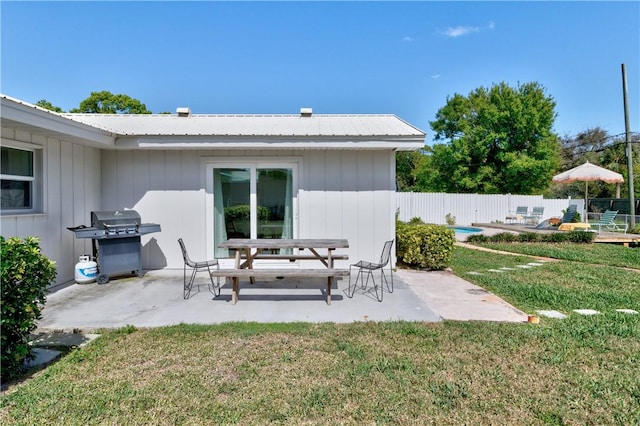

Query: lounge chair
506;206;528;224
536;204;578;229
591;210;628;234
524;207;544;224
558;204;577;223
555;205;593;231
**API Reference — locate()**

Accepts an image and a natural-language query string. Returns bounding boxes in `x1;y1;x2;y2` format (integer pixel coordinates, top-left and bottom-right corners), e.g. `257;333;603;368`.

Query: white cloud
444;25;480;38
442;21;495;38
402;36;415;42
430;74;441;80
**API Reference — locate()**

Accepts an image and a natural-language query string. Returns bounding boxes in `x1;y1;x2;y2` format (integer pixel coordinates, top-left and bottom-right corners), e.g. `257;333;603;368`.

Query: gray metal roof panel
62;113;426;137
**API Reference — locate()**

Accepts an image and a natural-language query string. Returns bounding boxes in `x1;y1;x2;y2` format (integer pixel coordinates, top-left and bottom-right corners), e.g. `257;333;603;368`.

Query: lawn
464;240;640;269
1;244;639;425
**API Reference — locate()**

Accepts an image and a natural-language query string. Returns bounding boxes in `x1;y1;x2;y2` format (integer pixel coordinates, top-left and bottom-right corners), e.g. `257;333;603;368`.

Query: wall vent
176;107;191;117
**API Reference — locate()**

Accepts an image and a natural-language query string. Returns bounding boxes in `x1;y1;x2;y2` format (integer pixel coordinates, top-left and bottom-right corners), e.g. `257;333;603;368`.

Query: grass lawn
465;240;640;270
1;244;639;425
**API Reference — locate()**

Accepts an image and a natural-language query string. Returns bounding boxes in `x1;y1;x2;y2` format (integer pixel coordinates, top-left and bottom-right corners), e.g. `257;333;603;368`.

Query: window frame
204;156;301;264
1;140;44;215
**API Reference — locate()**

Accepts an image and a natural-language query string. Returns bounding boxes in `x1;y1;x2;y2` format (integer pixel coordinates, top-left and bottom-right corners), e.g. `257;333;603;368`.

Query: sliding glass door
257;168;293;240
209;161;297;259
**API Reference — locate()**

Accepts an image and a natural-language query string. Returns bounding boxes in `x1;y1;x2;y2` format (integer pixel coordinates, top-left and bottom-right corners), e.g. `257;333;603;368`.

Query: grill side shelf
70;224;161;239
138;223;161;235
70;228;107;239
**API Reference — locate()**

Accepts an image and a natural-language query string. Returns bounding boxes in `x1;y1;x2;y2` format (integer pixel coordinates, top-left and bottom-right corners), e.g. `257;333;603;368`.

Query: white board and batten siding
1;127;101;285
101;149;208;271
101;149;396;270
397;192;585;225
299;150;395;267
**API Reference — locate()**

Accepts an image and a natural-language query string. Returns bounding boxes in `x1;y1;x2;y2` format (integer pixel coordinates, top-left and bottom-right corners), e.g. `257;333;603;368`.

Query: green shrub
467;230;595;245
571;211;582;223
445;213;456;226
408;217;425;225
566;230;596;243
466;234;489;244
224;204;270;222
517;232;540;243
396;222;455;270
546;232;568;243
488;232;518;243
1;236;57;382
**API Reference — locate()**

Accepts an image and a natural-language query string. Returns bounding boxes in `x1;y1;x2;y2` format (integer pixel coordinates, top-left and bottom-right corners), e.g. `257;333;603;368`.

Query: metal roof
62;113;426;138
1;94;425;149
0;94;115;147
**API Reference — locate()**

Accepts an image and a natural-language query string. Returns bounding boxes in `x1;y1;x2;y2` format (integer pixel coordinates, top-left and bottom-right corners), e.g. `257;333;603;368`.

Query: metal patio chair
506;206;529;224
178;238;220;299
348;239;394;302
524;206;545;224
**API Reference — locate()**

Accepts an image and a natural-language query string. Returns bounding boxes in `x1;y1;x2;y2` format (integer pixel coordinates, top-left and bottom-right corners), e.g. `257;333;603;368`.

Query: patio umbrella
552;161;624;222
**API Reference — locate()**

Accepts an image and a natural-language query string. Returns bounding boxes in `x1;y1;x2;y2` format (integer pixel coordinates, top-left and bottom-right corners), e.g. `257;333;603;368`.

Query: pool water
447;226;483;234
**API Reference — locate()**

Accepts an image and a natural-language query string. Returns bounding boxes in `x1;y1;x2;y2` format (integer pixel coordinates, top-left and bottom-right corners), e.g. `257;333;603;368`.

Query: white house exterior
1;95;425;285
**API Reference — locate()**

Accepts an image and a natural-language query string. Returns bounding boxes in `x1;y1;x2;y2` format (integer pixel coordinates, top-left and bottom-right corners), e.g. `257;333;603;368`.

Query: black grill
69;210;161;284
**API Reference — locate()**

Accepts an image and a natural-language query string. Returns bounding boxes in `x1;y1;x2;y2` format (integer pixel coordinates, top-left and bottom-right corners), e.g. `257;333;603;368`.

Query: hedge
465;230;596;244
1;236;57;382
396;219;455;270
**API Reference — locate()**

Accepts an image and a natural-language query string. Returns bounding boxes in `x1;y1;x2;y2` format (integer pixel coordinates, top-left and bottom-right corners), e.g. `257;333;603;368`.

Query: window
1;145;42;213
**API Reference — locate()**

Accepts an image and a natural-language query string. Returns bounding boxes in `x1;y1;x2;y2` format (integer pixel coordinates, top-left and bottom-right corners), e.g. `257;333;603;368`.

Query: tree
70;91;151;114
558;127;608;169
427;82;561;194
600;138;640;199
553;128;615;199
35;99;64;113
552;128;640;199
396;150;430;191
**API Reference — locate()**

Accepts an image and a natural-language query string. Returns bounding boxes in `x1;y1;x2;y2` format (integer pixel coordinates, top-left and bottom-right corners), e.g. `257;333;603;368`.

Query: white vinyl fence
396;192;585;226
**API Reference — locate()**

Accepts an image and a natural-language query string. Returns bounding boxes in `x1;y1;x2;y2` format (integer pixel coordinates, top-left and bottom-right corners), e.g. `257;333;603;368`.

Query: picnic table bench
210;268;349;304
249;254;349;261
215;238;350;304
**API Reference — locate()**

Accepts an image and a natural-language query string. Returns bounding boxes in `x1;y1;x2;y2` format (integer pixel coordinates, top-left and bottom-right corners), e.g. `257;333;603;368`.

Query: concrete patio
37;268;528;332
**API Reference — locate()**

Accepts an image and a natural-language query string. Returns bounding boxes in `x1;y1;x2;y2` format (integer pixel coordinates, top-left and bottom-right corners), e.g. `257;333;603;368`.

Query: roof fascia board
1;97;115;147
115;136;425;150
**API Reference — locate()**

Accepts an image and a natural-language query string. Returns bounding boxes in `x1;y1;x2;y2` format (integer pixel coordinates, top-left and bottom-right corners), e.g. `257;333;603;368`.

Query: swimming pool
447;226;483;234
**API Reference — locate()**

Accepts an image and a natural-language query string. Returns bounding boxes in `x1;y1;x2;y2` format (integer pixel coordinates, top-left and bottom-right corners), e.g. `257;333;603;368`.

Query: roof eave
114;135;426;150
1;95;116;147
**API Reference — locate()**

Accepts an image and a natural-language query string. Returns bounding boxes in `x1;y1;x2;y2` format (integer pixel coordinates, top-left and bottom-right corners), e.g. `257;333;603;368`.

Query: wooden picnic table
213;238;349;304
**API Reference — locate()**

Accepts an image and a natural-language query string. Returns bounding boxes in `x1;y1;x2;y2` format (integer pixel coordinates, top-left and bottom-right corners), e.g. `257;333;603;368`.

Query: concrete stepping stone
487;269;505;273
615;309;638;314
527;262;544;266
499;267;517;271
516;265;532;269
537;310;568;319
467;271;482;275
573;309;600;315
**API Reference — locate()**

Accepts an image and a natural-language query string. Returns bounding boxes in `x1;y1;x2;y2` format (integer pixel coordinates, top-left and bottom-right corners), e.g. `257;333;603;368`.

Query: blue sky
1;1;638;144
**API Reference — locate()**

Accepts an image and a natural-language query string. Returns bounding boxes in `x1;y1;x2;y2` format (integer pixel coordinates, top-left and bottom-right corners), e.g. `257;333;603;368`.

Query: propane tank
75;255;97;284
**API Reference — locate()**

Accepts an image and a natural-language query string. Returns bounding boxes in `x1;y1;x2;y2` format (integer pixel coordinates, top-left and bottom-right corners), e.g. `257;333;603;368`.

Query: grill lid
69;210;160;240
91;210;141;228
